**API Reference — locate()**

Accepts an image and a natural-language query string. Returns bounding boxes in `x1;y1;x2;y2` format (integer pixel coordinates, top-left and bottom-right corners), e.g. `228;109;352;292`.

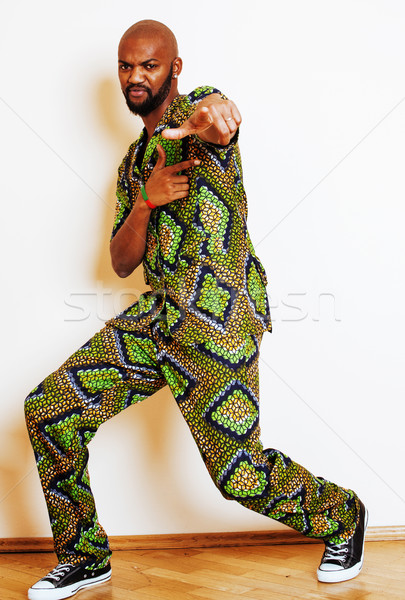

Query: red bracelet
140;185;157;209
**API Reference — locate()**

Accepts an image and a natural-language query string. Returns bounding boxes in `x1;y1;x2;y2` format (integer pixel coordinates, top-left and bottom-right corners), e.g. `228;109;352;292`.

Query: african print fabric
108;86;272;354
25;319;359;568
25;86;360;568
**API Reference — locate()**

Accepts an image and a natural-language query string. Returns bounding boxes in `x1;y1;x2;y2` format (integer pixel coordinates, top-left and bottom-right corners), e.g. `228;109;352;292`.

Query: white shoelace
44;564;73;582
323;545;349;561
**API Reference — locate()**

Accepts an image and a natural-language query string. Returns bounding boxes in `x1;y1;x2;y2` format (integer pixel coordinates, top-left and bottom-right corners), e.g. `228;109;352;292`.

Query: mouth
127;87;148;99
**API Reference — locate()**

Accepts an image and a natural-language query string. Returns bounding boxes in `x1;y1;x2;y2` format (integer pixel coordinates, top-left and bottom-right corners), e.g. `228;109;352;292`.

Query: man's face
118;35;175;117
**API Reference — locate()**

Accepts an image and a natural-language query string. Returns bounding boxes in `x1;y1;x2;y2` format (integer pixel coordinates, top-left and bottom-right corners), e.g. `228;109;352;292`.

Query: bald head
118;20;182;120
120;20;178;60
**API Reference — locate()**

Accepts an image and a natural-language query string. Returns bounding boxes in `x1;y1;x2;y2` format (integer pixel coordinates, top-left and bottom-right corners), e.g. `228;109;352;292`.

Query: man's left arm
162;93;241;146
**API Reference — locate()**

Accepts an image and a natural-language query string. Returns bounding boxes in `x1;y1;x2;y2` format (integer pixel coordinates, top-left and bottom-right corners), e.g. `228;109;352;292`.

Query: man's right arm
110;144;200;278
110;194;151;278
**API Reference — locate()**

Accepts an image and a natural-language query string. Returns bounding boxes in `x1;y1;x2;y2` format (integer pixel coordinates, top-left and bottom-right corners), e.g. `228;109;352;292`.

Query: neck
141;87;180;141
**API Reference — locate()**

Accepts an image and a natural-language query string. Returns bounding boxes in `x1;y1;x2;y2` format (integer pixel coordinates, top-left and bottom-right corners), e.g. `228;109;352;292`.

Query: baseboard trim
1;526;404;554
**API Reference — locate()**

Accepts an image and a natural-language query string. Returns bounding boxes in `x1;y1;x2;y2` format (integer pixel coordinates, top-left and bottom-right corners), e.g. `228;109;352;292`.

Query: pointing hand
162;94;241;146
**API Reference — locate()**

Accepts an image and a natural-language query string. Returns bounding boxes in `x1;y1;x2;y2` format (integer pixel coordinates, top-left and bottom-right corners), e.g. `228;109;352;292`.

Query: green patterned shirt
109;86;271;352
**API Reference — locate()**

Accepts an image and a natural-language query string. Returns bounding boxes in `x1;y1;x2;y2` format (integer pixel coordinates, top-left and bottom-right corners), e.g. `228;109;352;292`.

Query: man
25;20;368;600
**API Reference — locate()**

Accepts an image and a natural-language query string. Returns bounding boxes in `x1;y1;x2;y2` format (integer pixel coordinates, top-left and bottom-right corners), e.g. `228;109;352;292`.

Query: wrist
135;191;153;214
140;184;157;209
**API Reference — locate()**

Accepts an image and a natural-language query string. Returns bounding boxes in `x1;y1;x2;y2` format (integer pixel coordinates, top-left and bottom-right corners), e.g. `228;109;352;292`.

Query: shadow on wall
92;76;143;290
0;422;43;538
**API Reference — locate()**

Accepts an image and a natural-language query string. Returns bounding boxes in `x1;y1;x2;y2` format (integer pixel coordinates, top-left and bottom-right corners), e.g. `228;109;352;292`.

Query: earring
173;74;178;79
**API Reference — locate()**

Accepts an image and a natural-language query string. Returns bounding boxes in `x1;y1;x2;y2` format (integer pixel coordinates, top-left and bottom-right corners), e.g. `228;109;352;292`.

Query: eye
119;63;130;71
145;63;158;70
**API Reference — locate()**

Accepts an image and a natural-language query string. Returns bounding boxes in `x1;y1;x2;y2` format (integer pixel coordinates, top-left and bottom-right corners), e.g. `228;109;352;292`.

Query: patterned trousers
25;319;359;569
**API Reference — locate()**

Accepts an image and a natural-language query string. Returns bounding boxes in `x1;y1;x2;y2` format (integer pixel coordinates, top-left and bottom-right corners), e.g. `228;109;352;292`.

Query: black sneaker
317;500;368;583
28;562;111;600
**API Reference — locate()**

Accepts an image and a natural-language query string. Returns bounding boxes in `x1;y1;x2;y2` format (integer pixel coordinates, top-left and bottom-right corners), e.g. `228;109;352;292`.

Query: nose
127;66;145;85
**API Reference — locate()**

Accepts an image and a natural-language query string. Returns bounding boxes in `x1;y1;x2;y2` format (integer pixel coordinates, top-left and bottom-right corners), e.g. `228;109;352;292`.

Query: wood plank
1;525;404;553
135;584;202;600
143;567;253;594
0;541;403;600
190;589;261;600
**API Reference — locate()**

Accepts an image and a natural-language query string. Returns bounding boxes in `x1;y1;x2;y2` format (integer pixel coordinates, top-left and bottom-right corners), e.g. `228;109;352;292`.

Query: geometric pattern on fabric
113;290;165;332
203;380;259;442
157;210;186;275
165;296;186;335
114;329;158;371
189;265;236;328
24;325;167;569
193;178;233;258
38;408;97;457
217;449;271;500
192;335;247;370
244;334;259;368
245;254;271;324
68;364;127;405
25;321;360;569
108;86;272;341
261;487;312;536
160;354;197;405
260;448;359;542
198;142;233;174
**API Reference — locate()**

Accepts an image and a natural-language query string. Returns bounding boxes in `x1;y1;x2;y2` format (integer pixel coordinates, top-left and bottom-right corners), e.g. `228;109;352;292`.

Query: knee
215;453;271;503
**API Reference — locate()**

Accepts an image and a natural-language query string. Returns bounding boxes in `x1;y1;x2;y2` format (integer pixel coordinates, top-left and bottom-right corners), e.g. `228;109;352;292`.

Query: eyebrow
118;58;160;66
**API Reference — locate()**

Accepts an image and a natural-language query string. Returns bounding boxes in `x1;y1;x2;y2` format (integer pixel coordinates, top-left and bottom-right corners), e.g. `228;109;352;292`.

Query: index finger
162;109;213;141
161;126;192;140
166;158;201;173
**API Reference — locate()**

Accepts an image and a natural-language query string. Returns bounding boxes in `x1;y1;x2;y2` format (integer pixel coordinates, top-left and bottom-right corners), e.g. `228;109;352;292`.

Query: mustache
125;83;151;94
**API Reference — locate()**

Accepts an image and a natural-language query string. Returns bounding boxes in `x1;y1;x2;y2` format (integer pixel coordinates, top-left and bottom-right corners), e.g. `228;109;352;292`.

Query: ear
172;57;183;79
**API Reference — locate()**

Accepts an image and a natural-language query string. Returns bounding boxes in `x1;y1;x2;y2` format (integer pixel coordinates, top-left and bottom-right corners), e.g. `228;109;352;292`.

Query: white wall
1;0;404;539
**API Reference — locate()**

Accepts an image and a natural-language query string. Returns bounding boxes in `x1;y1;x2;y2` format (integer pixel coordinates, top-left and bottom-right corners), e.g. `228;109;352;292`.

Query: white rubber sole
317;559;363;583
317;508;369;584
28;567;111;600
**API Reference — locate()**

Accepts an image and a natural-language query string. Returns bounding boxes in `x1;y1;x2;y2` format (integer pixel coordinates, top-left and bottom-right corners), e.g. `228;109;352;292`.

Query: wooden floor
0;541;404;599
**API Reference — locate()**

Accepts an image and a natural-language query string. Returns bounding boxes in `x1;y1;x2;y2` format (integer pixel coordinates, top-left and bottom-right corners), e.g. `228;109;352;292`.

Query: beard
123;65;173;117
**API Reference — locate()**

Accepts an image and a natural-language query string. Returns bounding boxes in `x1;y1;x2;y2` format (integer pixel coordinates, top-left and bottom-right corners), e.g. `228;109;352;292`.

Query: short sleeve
194;127;240;159
187;86;223;105
110;146;136;241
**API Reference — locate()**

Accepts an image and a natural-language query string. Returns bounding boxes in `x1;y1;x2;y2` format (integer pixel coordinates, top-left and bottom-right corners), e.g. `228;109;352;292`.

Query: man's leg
157;330;361;546
25;323;166;571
